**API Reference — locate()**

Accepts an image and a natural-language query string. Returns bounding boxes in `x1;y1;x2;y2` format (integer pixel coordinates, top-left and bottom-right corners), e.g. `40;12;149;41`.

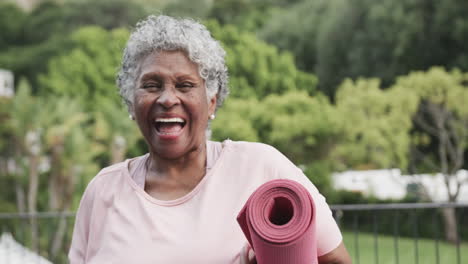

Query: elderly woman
69;15;351;264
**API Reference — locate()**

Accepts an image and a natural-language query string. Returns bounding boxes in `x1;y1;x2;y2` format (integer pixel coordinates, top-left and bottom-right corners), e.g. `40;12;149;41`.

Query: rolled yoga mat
237;179;318;264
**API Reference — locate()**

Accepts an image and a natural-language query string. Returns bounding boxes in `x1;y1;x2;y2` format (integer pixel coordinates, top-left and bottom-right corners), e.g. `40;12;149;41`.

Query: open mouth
154;117;186;134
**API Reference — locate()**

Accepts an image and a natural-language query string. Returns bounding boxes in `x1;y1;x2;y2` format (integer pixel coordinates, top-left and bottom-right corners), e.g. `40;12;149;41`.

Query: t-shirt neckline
123;140;231;206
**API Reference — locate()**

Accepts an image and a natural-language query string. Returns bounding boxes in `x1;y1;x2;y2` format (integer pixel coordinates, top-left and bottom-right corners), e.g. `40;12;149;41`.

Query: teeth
155;117;185;123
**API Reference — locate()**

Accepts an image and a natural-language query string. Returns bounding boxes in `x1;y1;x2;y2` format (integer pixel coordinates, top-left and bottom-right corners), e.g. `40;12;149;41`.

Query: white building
0;69;14;98
0;233;53;264
332;169;407;200
332;169;468;203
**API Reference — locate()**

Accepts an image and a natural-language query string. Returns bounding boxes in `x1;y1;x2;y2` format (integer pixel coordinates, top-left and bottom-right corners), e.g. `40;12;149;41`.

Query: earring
129;115;135;120
209;114;215;120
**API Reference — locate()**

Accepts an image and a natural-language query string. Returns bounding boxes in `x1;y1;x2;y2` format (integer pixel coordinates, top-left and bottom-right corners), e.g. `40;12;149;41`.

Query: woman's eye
142;83;161;89
176;82;194;89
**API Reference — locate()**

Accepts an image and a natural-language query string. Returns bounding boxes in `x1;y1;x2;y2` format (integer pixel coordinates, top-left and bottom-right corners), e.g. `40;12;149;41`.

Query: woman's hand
240;244;257;264
318;242;352;264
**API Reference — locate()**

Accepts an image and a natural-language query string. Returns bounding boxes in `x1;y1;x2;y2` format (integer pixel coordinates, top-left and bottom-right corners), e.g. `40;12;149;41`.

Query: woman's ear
208;95;217;116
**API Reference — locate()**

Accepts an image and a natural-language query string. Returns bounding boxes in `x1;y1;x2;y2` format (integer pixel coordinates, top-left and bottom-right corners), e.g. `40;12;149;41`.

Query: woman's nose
157;87;180;108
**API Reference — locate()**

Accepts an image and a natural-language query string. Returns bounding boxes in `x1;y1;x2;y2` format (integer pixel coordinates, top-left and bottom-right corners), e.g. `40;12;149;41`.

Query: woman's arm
68;177;99;263
318;241;352;264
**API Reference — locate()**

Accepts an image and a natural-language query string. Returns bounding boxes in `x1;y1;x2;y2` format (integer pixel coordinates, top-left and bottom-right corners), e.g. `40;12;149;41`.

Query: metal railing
330;203;468;264
0;211;75;264
0;203;467;264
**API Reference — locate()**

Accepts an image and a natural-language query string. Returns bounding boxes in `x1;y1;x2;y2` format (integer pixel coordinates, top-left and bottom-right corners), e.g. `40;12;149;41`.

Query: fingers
248;246;256;263
240;243;256;264
240;244;249;264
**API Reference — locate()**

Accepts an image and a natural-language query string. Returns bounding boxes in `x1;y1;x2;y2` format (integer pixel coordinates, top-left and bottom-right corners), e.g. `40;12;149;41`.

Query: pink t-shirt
69;140;342;264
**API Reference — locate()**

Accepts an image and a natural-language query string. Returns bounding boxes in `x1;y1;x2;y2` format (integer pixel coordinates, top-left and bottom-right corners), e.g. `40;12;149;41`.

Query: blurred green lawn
343;231;467;264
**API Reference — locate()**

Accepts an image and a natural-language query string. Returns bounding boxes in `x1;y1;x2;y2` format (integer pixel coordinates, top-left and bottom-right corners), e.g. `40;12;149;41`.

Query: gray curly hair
117;15;229;114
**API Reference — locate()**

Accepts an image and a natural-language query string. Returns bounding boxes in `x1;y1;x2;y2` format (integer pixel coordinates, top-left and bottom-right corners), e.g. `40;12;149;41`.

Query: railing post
373;211;379;264
353;213;360;264
2;224;7;264
456;208;461;264
393;210;399;264
412;210;419;264
433;209;440;264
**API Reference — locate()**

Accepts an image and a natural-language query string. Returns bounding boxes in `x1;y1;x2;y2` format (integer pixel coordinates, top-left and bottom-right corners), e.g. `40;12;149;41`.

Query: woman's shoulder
92;160;127;183
217;140;292;167
85;155;144;192
223;141;298;171
222;140;280;155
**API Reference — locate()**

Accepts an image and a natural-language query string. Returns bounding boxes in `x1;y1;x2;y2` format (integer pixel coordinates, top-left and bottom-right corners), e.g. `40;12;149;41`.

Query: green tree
260;0;330;72
333;67;468;243
0;2;26;49
64;0;147;30
0;0;147;91
40;96;97;260
211;97;260;142
257;91;340;164
259;91;342;195
394;67;468;243
320;0;447;90
334;78;418;170
206;20;317;99
92;98;142;165
163;0;212;19
3;80;97;258
37;25;143;165
3;81;44;251
212;91;340;164
163;0;298;31
303;160;335;200
21;0;67;44
0;35;74;94
261;0;468;98
38;26;129;111
0;1;74;92
22;0;145;44
8;80;43;216
208;0;279;32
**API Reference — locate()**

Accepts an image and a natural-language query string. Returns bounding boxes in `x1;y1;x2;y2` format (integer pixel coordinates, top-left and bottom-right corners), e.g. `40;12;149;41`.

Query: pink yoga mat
237;179;318;264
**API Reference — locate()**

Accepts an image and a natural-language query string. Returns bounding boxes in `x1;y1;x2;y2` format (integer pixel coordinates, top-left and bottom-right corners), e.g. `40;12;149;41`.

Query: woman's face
133;50;216;159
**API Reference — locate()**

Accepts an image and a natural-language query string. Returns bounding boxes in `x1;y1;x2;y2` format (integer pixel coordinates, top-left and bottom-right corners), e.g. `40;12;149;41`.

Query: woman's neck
145;142;207;189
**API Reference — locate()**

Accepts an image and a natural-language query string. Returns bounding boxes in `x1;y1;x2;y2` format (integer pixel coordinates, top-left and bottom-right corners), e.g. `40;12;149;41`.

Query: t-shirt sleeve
68;177;98;264
266;146;343;256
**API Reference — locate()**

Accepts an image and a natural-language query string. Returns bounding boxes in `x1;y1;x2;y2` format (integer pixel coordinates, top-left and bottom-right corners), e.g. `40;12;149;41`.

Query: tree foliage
257;92;340;164
260;0;330;72
163;0;212;19
0;0;147;91
394;67;468;243
334;78;418;170
212;91;340;164
261;0;468;98
38;26;129;110
0;2;26;49
211;97;261;142
92;98;142;165
206;20;317;99
396;67;468;183
208;0;280;32
3;80;98;259
22;0;145;44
